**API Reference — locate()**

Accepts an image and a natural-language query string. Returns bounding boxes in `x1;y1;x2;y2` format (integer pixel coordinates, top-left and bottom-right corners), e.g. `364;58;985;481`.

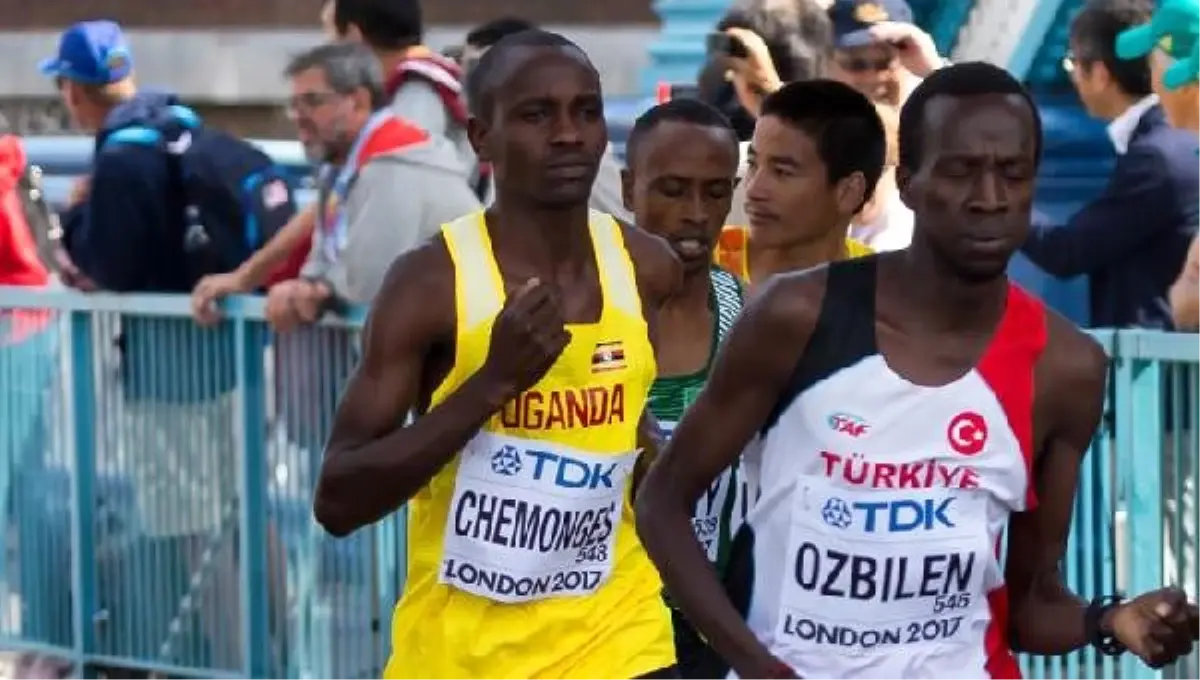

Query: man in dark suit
1020;0;1199;330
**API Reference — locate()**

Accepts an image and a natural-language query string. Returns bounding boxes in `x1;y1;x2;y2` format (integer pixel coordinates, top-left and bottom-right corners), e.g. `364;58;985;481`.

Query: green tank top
649;267;744;572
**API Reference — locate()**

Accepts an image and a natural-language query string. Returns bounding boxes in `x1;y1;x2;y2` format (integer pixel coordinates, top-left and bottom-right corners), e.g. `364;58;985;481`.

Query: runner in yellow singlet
712;80;887;289
314;29;681;679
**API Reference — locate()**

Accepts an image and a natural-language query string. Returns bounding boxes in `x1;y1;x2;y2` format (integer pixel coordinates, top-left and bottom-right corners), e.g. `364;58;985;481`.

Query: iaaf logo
827;413;870;438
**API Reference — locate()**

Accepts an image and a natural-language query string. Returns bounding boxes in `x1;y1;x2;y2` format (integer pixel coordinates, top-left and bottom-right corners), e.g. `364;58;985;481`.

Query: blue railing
0;287;1196;678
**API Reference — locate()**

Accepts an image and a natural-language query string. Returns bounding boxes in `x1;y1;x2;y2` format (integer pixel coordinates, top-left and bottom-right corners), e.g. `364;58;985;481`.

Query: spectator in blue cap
825;0;946;108
39;19;185;291
39;20;243;669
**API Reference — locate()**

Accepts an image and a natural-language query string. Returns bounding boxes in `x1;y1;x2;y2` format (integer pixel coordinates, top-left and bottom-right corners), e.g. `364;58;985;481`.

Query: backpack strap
103;126;163;148
100;105;218;282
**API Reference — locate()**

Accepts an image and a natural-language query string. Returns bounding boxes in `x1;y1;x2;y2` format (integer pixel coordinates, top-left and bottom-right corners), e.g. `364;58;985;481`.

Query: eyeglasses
1062;51;1094;75
836;55;896;73
285;91;342;115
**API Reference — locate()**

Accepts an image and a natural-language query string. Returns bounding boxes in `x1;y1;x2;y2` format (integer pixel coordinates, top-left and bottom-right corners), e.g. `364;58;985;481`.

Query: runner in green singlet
621;98;742;679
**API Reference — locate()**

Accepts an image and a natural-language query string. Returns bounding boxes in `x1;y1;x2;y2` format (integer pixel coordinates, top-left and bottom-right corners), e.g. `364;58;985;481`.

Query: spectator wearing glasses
267;42;479;327
1115;0;1200;332
1022;0;1198;330
192;0;479;314
825;0;946;109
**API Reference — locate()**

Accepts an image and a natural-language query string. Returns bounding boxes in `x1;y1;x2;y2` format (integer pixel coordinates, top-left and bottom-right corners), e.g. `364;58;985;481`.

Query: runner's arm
314;240;510;536
623;222;683;489
632;411;666;496
1005;321;1109;654
636;272;821;676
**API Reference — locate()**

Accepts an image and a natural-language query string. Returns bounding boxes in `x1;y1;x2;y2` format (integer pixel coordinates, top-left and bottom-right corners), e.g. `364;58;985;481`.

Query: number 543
933;593;971;614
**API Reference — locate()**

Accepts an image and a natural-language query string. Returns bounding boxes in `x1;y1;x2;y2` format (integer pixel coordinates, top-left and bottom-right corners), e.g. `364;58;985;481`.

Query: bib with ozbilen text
775;475;992;657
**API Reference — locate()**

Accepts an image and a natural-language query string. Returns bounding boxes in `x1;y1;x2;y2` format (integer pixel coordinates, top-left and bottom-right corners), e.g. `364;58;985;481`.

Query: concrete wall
0;0;655;29
0;26;656;103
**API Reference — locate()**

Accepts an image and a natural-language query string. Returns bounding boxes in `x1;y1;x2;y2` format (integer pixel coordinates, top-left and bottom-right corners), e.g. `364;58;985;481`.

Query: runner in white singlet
636;65;1199;679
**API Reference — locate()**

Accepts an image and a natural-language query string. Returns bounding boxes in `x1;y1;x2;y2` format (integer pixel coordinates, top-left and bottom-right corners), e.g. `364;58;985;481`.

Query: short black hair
898;62;1043;172
625;99;737;166
465;29;594;118
333;0;422;50
716;0;833;83
759;79;886;206
466;17;540;49
1070;0;1154;97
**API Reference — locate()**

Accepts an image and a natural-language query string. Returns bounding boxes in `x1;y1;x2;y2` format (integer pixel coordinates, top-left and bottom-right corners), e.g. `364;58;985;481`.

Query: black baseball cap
829;0;914;49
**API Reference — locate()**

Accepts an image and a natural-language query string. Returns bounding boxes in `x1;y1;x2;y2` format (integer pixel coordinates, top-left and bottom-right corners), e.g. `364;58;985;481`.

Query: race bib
439;432;638;604
659;419;740;563
775;476;991;655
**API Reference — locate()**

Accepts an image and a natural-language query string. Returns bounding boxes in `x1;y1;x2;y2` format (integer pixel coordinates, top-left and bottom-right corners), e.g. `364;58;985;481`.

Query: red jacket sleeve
0;135;49;288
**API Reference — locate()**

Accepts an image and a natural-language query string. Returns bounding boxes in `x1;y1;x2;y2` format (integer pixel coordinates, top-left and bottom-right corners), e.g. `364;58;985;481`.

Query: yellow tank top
384;210;675;679
713;224;873;282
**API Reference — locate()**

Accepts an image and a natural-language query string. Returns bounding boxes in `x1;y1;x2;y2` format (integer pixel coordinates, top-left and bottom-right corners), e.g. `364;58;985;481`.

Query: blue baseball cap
829;0;915;49
39;20;134;85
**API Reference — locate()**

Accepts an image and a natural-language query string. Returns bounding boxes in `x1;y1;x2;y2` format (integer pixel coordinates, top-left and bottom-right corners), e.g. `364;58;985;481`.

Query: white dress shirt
1107;94;1160;154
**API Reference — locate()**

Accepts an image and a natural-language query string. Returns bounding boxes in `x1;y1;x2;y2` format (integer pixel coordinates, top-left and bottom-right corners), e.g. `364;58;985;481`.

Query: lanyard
321;110;396;260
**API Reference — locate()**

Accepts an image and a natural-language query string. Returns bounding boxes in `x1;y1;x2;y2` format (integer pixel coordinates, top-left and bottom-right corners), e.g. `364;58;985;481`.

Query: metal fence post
1117;342;1164;680
236;316;270;677
68;311;97;677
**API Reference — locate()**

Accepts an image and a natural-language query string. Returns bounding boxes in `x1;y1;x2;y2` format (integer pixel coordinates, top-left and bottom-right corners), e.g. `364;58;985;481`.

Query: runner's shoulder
741;264;830;347
368;234;456;345
1036;304;1109;417
615;217;683;307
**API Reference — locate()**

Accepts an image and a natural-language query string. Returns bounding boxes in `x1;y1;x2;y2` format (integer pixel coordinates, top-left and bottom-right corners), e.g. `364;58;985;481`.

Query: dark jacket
64;91;193;293
1021;105;1199;329
65;92;234;403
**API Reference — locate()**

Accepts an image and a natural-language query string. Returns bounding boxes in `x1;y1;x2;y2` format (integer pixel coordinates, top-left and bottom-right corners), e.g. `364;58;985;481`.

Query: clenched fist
479;278;571;399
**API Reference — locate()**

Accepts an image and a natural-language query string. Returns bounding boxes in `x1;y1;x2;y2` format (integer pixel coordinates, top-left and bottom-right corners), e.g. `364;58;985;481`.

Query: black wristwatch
1085;595;1127;656
301;275;348;316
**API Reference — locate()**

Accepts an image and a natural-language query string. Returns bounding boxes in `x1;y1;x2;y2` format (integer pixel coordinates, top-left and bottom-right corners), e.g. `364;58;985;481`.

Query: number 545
933;593;971;614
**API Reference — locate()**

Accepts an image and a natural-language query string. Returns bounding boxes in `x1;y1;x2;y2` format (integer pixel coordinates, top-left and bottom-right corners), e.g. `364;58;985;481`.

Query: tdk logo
821;497;955;532
490;445;522;476
528;450;618;489
827;412;869;438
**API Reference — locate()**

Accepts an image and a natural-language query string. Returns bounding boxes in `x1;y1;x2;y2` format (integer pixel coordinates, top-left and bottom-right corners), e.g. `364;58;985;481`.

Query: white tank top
726;257;1045;679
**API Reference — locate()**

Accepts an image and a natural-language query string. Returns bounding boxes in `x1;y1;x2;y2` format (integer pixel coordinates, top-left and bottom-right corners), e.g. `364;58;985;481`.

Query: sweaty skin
636;87;1198;676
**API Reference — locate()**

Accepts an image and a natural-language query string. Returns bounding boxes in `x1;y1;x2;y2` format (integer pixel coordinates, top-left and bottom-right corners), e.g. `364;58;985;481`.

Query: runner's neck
747;229;845;281
894;245;1010;333
487;201;594;272
666;266;712;309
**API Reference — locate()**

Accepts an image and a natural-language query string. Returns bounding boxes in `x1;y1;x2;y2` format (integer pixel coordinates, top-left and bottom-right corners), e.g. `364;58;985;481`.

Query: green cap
1116;0;1200;89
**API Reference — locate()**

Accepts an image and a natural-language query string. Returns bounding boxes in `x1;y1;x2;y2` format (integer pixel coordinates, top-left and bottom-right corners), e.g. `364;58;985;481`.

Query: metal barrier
0;289;400;678
0;288;1196;678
